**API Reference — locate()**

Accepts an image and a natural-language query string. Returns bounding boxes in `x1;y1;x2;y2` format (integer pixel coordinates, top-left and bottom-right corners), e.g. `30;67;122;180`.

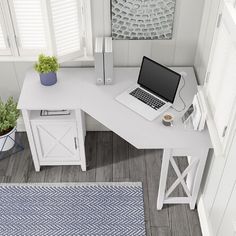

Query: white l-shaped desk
18;67;212;210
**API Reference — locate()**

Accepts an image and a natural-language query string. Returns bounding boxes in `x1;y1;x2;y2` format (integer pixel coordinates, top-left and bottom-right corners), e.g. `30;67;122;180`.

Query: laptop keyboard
130;88;165;110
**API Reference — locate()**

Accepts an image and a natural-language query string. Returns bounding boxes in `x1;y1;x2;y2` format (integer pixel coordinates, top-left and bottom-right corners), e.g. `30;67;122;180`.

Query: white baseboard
197;195;213;236
17;114;110;132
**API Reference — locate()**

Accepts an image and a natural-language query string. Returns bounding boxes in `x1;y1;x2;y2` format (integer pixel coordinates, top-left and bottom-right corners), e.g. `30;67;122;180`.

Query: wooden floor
0;132;202;236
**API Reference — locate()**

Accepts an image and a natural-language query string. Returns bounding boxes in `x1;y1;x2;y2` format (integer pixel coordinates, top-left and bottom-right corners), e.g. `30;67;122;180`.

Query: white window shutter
210;25;236;144
0;2;11;55
8;0;48;56
206;2;236;149
49;0;84;61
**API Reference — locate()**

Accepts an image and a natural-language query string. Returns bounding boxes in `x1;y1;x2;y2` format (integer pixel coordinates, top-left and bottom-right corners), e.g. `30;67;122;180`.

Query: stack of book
192;91;207;131
182;91;207;131
40;110;70;116
94;37;114;85
94;37;104;85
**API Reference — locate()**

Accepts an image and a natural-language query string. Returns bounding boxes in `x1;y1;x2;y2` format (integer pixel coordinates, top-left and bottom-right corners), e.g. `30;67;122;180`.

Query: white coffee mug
162;114;174;126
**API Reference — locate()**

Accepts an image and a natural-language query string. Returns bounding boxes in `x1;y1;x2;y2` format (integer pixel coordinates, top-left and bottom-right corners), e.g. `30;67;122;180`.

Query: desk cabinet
31;120;80;164
21;109;86;172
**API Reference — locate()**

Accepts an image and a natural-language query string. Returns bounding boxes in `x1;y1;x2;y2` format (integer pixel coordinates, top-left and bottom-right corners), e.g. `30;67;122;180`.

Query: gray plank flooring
0;132;202;236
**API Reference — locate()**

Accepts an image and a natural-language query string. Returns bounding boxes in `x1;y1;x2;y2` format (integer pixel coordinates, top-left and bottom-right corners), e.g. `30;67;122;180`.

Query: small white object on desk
192;94;202;130
197;89;207;131
104;37;114;85
191;93;207;131
94;37;104;85
162;113;174;126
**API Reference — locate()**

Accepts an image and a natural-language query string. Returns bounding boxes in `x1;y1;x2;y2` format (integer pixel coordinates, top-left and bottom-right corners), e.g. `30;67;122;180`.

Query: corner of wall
197;194;214;236
17;115;25;132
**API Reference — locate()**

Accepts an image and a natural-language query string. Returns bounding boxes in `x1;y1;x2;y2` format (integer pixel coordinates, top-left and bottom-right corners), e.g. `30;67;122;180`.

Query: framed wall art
111;0;176;40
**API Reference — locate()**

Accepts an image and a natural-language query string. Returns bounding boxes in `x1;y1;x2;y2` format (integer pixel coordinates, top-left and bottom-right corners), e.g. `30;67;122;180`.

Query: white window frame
0;0;93;62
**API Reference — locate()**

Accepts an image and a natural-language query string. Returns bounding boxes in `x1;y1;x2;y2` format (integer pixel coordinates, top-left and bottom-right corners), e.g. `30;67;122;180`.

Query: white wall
194;0;236;235
194;0;221;84
0;0;205;129
198;128;236;236
193;0;223;221
92;0;204;66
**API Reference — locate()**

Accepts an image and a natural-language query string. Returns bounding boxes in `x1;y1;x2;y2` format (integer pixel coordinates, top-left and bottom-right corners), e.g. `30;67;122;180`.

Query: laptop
116;56;181;121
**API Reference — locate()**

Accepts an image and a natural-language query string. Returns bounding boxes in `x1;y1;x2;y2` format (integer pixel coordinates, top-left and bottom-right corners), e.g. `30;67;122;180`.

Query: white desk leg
157;148;172;210
189;148;209;209
156;148;209;210
75;109;87;171
186;156;197;194
22;109;40;172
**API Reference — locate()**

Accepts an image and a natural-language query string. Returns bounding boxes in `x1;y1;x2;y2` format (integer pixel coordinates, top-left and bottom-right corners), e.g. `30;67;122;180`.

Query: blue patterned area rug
0;182;145;236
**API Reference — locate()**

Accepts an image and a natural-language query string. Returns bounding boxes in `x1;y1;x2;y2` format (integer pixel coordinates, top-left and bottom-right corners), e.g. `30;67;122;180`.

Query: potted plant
0;97;20;152
34;54;59;86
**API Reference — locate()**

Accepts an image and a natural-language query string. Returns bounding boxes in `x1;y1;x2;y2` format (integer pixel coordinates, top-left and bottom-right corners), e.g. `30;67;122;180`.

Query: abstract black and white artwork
111;0;176;40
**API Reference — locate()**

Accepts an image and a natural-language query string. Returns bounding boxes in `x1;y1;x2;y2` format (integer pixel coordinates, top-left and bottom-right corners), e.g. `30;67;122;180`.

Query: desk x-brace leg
157;148;209;210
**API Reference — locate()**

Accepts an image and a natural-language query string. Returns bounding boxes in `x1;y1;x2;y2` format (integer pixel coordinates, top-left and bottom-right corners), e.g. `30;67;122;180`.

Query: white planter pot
0;127;16;152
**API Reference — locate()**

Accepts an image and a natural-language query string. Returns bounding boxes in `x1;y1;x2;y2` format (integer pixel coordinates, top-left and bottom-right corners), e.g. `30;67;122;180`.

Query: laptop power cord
172;72;187;112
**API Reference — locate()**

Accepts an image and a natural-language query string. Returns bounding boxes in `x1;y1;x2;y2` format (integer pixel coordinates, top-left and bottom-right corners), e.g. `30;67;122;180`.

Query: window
9;0;48;56
48;0;84;61
0;0;92;61
205;1;236;151
0;1;11;55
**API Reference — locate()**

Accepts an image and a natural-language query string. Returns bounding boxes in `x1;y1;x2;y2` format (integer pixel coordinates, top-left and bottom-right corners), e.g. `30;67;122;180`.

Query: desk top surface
18;67;212;149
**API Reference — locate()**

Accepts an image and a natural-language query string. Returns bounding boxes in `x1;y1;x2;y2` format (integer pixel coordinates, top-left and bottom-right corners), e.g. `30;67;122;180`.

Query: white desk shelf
18;67;212;209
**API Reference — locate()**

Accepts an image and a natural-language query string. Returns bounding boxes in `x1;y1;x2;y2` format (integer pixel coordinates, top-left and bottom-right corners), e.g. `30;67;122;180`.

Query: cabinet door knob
74;137;78;150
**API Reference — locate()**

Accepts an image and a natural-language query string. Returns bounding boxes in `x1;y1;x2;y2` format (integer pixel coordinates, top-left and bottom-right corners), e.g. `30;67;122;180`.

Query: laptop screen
138;57;181;103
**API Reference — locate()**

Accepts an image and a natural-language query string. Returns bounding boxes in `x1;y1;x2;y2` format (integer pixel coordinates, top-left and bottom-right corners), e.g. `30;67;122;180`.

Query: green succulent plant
0;97;20;136
34;54;59;74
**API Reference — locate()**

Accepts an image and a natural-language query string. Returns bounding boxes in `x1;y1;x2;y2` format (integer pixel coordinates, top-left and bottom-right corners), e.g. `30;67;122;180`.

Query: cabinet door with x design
31;119;80;165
